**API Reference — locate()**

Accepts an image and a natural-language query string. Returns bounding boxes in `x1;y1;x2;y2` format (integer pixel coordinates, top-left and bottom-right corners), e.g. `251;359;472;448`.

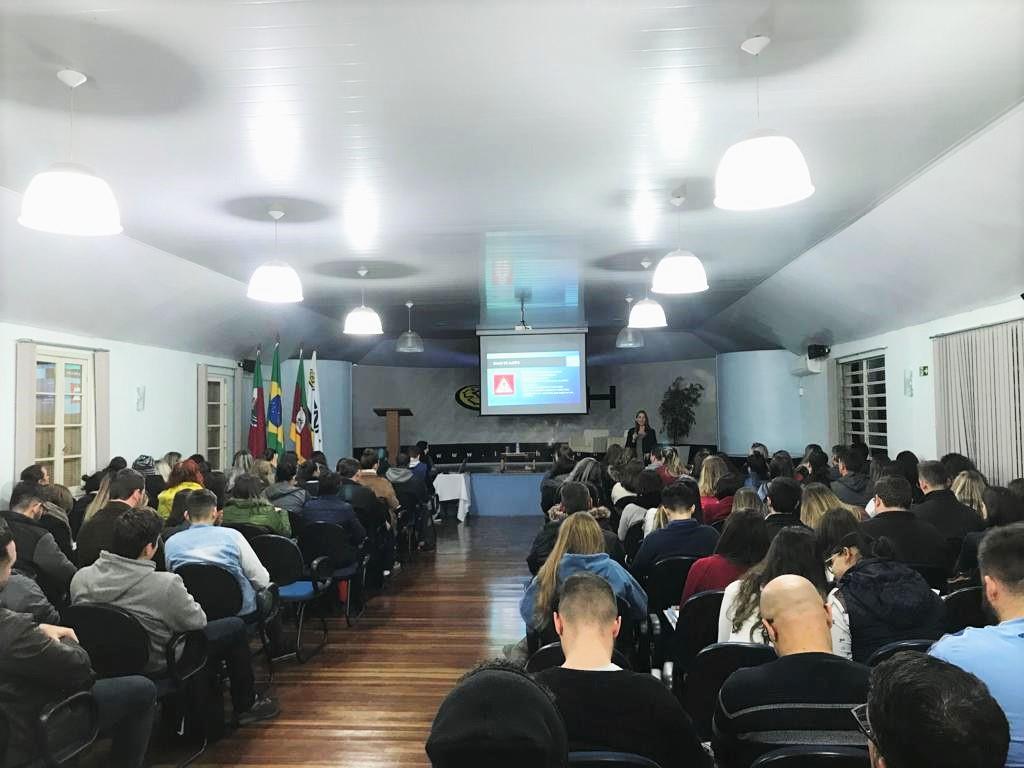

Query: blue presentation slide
485;350;582;406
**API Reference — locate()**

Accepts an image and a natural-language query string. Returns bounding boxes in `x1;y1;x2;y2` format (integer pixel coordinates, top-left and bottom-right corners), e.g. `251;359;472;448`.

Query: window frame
837;350;888;453
34;345;96;490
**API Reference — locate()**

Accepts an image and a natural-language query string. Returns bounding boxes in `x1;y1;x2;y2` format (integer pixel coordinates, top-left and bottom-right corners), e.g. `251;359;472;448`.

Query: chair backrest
623;521;645;564
683;641;777;741
0;701;8;763
646;556;700;612
905;562;948;593
615;595;636;662
298;522;357;569
525;641;632;673
710;518;726;533
174;563;243;620
866;639;934;667
61;604;150;678
223;522;273;541
252;534;306;587
37;690;99;767
568;751;662;768
671;589;725;677
750;746;870;767
943;585;988;633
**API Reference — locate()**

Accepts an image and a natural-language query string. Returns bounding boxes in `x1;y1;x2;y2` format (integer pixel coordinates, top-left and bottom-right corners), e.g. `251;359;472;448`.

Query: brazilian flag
266;342;285;457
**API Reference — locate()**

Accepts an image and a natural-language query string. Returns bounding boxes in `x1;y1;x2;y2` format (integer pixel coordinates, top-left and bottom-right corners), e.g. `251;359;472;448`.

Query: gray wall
352;358;717;448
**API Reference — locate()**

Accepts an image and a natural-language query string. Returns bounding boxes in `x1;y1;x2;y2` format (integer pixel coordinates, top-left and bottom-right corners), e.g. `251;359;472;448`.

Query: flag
306;350;323;453
266;343;285;457
289;350;313;461
247;348;267;457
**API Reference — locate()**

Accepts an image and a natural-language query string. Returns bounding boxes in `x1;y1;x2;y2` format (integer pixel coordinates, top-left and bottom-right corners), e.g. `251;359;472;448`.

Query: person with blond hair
698;455;730;502
801;482;863;529
952;469;987;517
731;487;767;517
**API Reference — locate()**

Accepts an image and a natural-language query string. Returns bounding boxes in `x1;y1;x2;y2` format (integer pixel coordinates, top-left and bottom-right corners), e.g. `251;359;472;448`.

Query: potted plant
658;377;705;444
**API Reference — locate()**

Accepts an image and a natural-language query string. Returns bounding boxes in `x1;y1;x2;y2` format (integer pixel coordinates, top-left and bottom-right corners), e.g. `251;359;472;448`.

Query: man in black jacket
337;457;394;580
913;460;983;545
832;446;875;507
0;523;157;768
860;476;948;569
526;483;623;575
1;484;76;604
74;468;146;567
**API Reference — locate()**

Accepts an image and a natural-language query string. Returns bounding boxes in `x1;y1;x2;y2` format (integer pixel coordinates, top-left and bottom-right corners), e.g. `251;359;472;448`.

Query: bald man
711;575;871;768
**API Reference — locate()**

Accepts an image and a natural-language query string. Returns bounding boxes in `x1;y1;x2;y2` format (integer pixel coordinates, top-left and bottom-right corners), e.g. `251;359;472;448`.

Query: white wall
717;350;808;456
803;298;1024;460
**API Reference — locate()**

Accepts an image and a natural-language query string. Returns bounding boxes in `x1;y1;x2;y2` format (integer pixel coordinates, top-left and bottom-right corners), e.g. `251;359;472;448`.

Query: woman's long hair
533;512;604;627
716;509;770;567
83;473;112;523
168;459;204;488
801;483;852;530
568;457;604;489
952;470;987;514
698;456;730;497
662;447;684;478
732;487;767;517
730;526;826;640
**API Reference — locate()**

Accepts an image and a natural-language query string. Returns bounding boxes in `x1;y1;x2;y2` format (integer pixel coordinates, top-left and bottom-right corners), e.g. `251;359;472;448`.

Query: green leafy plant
658;377;705;444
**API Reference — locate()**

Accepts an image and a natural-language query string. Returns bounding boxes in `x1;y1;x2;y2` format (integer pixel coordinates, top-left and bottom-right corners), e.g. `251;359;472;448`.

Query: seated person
765;477;806;538
826;532;946;663
426;660;567;768
521;512;646;633
0;524;157;768
955;486;1024;577
831;445;875;508
931;523;1024;767
681;509;770;604
536;573;710;768
355;449;400;517
296;459;320;497
386;452;429;507
337;457;386;518
409;443;431;486
163;489;270;617
222;474;291;536
1;483;76;603
913;460;984;545
616;469;662;540
35;483;75;561
631;482;719;577
76;468;147;567
71;507;279;724
300;470;366;546
527;483;623;575
863;652;1009;768
264;456;308;515
156;458;205;520
703;473;743;526
712;575;870;768
0;519;60;624
338;457;395;579
860;475;948;569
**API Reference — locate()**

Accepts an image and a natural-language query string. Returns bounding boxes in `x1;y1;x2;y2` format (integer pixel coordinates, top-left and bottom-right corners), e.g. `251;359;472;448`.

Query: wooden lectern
373;408;413;465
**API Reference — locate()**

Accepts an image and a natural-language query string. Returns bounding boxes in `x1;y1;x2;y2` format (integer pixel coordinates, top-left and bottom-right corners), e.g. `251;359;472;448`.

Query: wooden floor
187;516;535;767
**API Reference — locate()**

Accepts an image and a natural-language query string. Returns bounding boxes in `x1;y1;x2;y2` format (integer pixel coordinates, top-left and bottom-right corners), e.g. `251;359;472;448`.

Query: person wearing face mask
625;410;657;463
825;532;946;663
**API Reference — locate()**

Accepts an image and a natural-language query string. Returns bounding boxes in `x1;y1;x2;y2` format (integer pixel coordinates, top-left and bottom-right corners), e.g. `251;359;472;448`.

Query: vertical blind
934;319;1024;485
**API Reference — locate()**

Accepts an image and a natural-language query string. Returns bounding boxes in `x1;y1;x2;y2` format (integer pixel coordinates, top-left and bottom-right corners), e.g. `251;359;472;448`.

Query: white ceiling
1;0;1022;364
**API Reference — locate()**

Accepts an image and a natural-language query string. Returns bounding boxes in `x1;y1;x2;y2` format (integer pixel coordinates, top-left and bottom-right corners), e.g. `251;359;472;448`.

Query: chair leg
294;602;307;663
294;600;328;663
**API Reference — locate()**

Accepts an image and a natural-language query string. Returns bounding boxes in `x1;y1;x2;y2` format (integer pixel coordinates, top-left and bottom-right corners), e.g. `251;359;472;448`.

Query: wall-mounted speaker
240;359;257;373
807;344;830;360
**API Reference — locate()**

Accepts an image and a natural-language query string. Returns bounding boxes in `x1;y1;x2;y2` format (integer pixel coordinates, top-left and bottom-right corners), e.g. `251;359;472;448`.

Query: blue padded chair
297;522;366;626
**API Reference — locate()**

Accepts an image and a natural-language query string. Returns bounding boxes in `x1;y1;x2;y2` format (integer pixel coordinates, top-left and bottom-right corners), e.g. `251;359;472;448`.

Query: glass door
35;351;93;489
206;374;231;471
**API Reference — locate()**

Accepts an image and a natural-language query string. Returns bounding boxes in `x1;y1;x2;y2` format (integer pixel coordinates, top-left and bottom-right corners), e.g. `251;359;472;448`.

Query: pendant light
247;210;304;303
343;267;384;335
714;36;815;211
19;70;122;236
652;190;709;294
396;300;425;353
615;297;645;348
628;259;667;329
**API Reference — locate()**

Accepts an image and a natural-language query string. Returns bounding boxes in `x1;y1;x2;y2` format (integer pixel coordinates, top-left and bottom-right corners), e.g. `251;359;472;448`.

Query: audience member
712;575;869;768
616;469;662;540
156;458;205;520
931;522;1024;767
832;446;875;507
541;444;576;511
826;532;946;662
426;660;567;768
610;458;643;509
894;450;924;503
20;463;49;484
409;443;431;485
0;526;157;768
801;482;862;530
817;507;862;563
765;477;806;538
75;468;147;567
730;486;767;517
698;455;731;510
251;458;276;488
801;449;834;486
1;483;76;603
861;652;1009;768
337;457;385;514
156;451;181;481
0;519;60;622
300;471;366;548
131;454;166;508
537;573;710;768
952;469;988;515
528;483;622;575
386;452;430;507
956;486;1024;576
769;451;795;481
356;448;400;515
265;456;308;514
941;451;978;480
631;482;719;576
521;512;646;633
226;449;254;491
681;508;770;604
859;476;947;568
222;474;291;535
80;471;114;529
164;489;270;616
296;458;321;497
750;442;769;460
657;447;685;485
21;482;74;561
337;456;394;576
703;473;743;525
1010;478;1024;498
719;526;826;643
914;460;984;545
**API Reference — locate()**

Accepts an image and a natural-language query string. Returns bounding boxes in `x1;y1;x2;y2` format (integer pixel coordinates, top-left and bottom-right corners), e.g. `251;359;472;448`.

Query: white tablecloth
434;473;472;522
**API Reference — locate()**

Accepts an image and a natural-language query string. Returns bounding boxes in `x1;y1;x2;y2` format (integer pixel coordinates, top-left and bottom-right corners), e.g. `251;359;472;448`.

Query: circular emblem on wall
455;384;481;411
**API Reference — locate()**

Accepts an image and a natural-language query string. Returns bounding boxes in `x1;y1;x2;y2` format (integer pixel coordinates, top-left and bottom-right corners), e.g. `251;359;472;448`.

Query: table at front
468;472;545;518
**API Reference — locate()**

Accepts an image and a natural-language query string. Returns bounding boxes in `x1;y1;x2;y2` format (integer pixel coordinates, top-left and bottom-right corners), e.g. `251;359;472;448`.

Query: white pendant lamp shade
247;263;303;303
615;326;645;349
19;164;122;236
651;249;709;294
396;301;424;352
344;305;384;335
714;133;814;211
628;297;667;329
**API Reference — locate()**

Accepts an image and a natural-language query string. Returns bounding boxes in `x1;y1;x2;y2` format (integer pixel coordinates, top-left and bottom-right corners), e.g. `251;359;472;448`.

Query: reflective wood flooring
181;516;535;767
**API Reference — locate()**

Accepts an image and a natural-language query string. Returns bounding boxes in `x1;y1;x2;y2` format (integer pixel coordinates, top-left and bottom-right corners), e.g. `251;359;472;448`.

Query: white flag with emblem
306;350;323;451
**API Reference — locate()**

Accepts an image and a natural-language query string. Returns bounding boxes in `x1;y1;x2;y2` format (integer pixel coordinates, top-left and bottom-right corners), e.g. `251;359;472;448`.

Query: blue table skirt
469;473;545;517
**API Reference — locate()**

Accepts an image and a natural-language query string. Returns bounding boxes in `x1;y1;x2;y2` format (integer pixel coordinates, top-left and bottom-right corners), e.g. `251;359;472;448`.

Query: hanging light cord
68;86;75;162
407;305;413;332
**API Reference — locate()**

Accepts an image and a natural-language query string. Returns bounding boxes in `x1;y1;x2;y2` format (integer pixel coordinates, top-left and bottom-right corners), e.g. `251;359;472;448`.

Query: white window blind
839;353;887;452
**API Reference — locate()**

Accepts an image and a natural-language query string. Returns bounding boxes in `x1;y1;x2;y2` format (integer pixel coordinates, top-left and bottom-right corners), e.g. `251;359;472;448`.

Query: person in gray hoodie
264;456;308;515
386;452;429;507
831;446;875;508
71;507;280;725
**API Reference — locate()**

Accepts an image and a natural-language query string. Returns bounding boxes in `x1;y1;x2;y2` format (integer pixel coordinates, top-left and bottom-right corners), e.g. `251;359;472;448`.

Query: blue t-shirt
930;617;1024;767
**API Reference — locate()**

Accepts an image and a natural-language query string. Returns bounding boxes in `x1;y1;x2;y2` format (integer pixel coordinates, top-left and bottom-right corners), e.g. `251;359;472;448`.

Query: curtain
934;319;1024;484
13;341;37;480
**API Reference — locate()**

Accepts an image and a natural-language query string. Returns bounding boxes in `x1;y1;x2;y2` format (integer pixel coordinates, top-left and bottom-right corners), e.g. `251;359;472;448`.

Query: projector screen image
479;332;588;416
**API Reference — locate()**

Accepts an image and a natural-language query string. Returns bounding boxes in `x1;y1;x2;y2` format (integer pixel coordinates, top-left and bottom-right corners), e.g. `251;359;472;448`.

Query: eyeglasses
824;552;839;569
850;703;874;743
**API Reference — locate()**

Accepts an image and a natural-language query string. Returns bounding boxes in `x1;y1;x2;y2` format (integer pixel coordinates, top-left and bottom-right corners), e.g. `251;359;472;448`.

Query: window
839;353;887;452
34;348;95;488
